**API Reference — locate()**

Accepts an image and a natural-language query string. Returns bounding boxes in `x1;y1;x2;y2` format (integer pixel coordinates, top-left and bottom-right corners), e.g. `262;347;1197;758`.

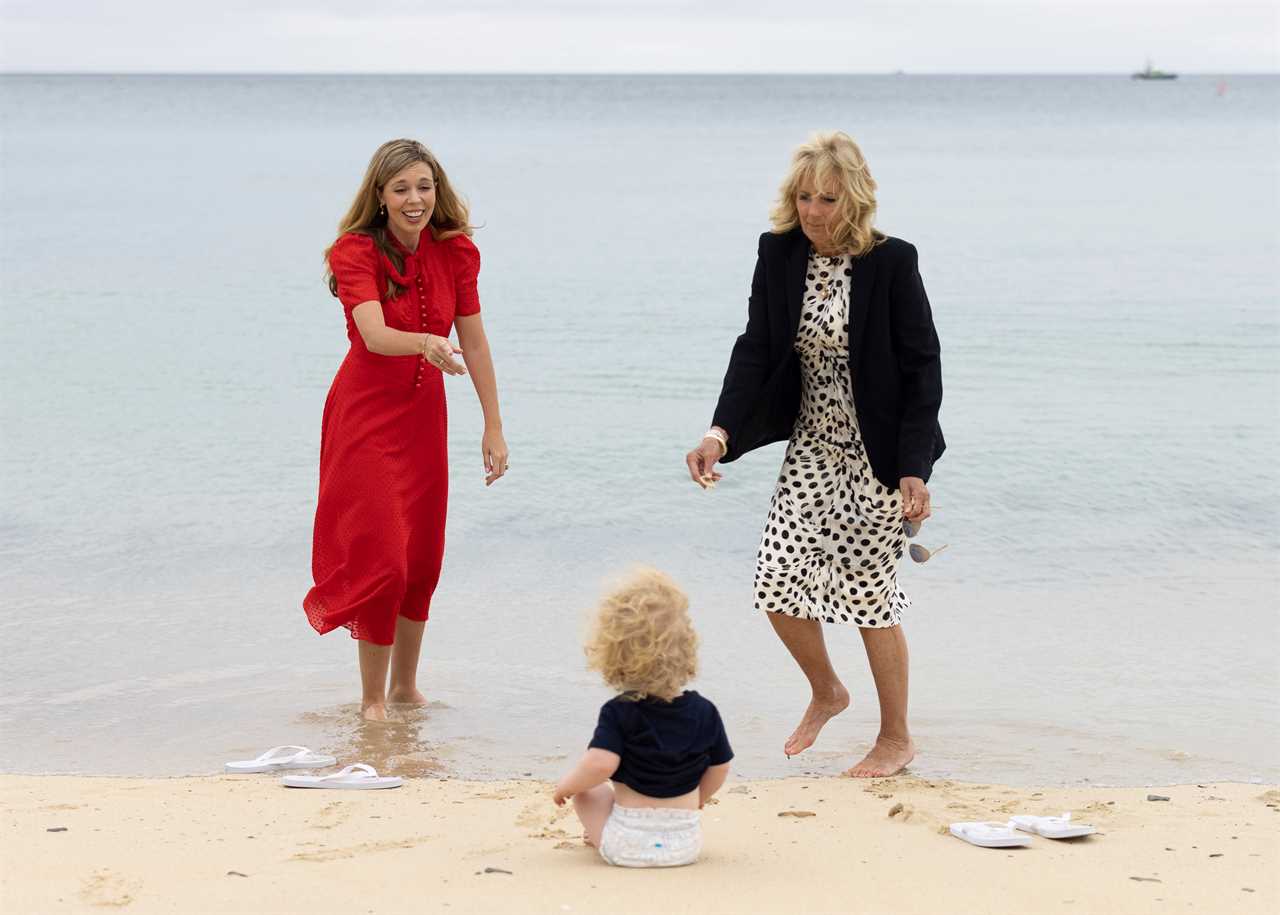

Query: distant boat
1132;60;1177;80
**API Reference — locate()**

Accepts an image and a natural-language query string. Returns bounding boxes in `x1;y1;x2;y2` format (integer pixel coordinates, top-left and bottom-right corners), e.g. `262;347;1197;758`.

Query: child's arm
698;762;731;808
552;749;621;806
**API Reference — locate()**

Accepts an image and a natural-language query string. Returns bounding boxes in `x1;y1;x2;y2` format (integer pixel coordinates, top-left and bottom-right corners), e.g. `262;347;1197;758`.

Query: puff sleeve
449;235;481;316
328;234;382;311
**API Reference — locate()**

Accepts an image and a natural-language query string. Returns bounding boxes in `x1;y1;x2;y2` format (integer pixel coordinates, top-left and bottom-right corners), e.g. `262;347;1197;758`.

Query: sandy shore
3;774;1276;915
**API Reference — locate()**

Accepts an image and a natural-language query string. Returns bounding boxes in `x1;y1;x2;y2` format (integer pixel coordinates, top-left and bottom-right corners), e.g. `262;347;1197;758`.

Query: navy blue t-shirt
588;690;733;798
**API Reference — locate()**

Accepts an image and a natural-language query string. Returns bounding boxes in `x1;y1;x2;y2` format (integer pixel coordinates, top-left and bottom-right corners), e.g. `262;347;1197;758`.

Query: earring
379;203;386;216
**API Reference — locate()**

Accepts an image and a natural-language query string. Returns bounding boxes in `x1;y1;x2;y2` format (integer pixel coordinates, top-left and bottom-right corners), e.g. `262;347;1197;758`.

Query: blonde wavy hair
770;131;885;256
584;567;699;702
325;138;474;299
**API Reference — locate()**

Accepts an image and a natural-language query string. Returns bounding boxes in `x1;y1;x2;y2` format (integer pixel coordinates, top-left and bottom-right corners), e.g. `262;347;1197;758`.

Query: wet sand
3;774;1275;914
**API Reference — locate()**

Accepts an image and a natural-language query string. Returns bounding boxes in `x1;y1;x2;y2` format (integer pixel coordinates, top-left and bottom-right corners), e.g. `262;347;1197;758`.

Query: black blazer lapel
847;251;877;368
786;232;810;342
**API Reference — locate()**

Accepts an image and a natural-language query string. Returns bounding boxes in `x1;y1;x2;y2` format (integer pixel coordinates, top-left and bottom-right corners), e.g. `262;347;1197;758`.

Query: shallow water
1;74;1277;786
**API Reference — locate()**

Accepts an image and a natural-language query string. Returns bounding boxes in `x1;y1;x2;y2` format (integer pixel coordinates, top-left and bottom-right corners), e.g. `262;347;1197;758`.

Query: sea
1;74;1277;786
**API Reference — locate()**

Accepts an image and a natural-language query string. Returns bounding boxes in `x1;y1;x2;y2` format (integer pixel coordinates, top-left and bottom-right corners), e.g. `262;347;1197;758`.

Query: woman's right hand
423;334;467;376
685;437;725;489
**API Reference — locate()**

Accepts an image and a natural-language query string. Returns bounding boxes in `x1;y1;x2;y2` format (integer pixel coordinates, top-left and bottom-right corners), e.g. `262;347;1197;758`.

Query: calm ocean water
1;74;1277;786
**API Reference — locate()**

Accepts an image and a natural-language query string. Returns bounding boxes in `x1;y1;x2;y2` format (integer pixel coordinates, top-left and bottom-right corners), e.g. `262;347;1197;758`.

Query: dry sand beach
4;774;1276;915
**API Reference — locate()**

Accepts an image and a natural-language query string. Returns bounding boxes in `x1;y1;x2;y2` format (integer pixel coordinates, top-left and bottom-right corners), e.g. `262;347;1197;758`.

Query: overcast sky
2;0;1276;73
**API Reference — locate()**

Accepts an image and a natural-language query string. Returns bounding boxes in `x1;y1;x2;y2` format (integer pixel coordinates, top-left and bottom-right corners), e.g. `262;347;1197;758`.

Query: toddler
553;567;733;867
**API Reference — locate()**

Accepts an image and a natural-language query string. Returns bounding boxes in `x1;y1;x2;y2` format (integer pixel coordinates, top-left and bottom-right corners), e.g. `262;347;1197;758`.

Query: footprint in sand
311;801;351;830
79;869;140;907
887;803;918;821
291;836;433;862
516;799;570;830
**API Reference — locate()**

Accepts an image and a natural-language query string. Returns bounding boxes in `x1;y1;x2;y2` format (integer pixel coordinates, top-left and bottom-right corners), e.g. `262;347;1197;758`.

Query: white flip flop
225;745;338;773
282;763;402;790
1010;812;1096;839
949;820;1033;848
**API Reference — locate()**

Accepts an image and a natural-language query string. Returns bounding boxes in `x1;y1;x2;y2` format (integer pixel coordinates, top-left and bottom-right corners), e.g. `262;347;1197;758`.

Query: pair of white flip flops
224;745;402;790
950;812;1096;848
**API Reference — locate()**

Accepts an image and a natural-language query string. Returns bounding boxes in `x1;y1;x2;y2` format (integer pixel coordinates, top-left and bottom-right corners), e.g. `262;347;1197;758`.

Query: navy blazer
711;227;945;487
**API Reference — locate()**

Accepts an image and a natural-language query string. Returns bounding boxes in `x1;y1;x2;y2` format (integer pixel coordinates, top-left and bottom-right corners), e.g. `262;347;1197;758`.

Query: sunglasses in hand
902;517;948;564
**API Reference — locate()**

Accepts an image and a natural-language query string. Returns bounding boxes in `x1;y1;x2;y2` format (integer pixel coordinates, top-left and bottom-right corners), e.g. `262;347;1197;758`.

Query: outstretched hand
423;334;466;376
685;438;724;490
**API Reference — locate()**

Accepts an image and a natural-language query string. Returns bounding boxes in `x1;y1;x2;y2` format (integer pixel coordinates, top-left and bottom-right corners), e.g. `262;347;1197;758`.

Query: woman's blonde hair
584;567;698;702
770;131;885;256
325;138;474;299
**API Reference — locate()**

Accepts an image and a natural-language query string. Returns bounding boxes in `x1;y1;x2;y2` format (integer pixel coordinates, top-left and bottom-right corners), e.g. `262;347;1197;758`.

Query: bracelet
703;428;728;457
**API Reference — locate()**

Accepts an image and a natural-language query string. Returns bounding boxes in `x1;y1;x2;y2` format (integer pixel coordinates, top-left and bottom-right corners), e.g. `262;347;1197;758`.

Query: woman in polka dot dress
685;132;944;777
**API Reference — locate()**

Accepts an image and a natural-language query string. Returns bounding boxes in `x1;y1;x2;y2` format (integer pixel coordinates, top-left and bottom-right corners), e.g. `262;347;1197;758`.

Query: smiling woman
303;139;509;721
685;131;945;778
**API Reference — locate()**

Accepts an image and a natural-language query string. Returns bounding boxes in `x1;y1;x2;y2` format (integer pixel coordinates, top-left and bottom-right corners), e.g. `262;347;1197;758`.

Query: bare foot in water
784;685;851;757
361;702;388;722
387;687;427;705
843;736;915;778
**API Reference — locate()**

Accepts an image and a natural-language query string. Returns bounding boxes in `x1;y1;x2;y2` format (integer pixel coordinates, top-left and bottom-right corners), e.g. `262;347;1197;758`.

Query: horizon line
3;69;1278;77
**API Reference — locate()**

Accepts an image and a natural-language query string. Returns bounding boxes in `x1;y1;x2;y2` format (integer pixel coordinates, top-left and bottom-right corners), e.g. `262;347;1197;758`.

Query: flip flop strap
256;745;310;763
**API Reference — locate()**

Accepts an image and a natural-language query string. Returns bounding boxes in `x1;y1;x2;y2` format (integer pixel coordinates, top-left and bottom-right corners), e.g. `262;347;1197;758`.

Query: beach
4;774;1275;914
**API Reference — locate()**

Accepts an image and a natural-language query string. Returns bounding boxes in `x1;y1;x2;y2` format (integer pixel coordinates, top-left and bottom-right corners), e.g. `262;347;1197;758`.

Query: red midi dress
303;229;481;645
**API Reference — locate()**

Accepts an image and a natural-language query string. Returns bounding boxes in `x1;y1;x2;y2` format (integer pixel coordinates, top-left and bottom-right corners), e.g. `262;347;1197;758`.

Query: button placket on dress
413;262;428;389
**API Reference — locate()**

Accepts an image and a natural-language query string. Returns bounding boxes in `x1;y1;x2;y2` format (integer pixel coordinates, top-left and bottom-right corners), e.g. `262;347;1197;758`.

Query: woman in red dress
304;139;508;721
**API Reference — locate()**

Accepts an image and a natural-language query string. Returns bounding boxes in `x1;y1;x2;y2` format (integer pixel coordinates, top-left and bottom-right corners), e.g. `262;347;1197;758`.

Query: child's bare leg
572;783;615;847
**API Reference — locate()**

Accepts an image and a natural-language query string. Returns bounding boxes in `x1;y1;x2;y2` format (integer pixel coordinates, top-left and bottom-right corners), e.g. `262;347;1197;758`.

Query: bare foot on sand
784;685;851;757
387;687;427;705
843;736;915;778
361;702;388;722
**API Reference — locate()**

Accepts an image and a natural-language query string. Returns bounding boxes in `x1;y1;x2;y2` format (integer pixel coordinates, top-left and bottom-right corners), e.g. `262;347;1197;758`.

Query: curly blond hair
584;567;698;702
770;130;885;256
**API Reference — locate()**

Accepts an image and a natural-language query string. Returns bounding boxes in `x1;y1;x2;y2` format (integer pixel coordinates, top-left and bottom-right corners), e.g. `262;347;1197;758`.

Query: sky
1;0;1276;73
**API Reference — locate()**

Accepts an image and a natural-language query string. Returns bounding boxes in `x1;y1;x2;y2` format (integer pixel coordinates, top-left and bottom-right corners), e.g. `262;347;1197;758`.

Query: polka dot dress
753;252;910;628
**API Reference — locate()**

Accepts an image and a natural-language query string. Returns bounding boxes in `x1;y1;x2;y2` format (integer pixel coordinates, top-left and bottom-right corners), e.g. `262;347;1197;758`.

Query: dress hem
759;601;909;630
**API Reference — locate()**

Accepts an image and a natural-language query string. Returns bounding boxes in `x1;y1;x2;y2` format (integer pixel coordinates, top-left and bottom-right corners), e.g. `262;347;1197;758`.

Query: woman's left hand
483;428;509;487
900;476;931;522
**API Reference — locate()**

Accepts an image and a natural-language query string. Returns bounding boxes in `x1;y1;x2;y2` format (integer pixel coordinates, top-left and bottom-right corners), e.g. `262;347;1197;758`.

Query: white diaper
598;805;702;868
